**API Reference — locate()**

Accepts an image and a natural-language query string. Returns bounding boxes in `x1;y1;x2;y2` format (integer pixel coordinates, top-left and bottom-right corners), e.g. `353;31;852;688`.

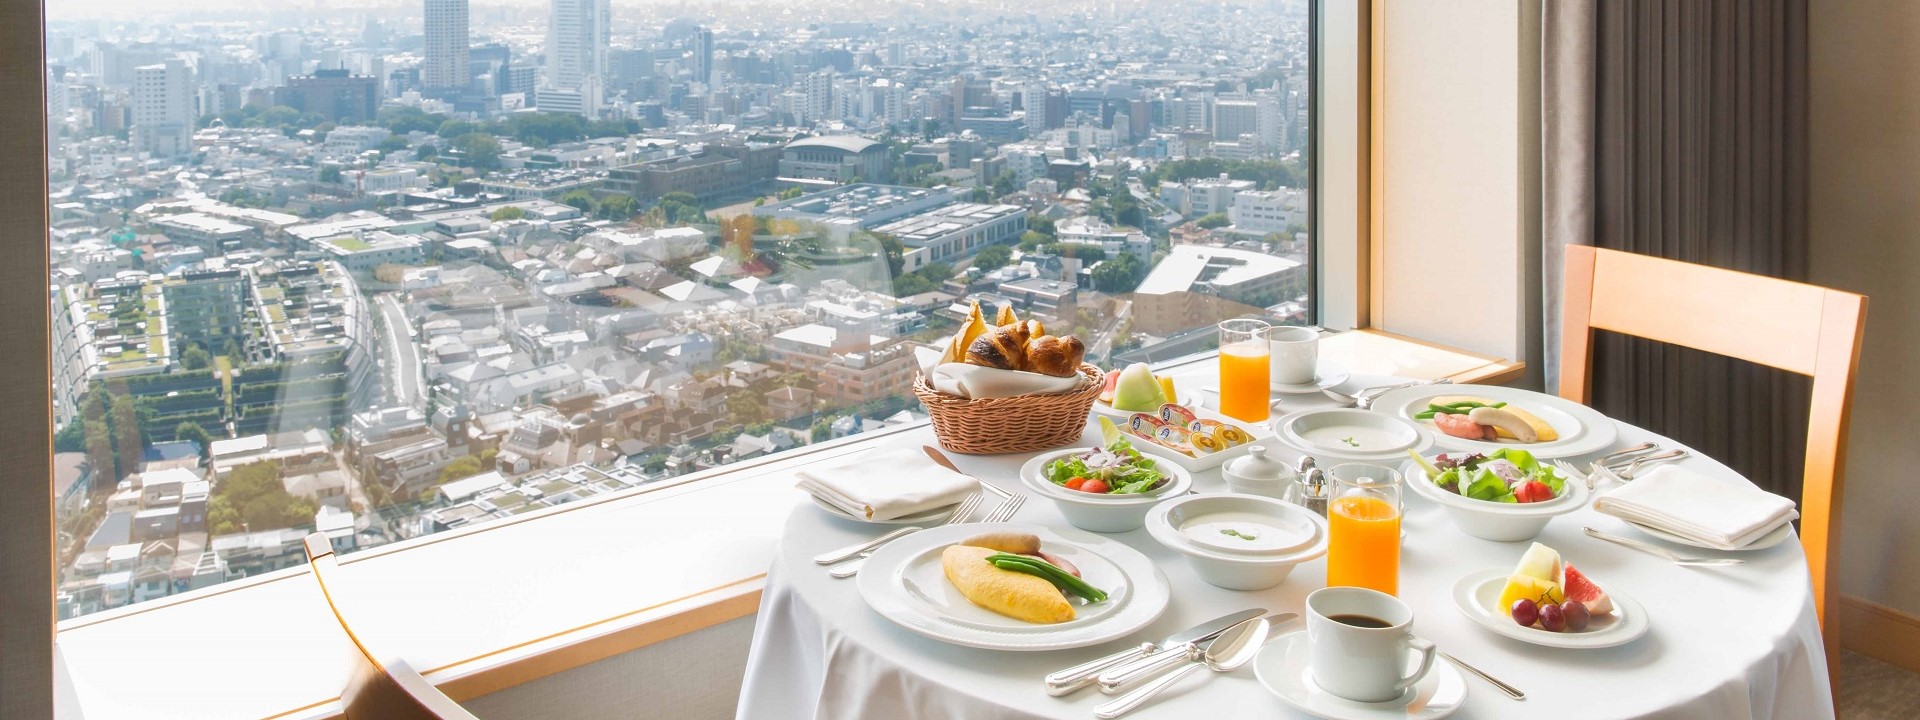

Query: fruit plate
856;522;1171;651
1370;384;1618;459
1451;568;1648;649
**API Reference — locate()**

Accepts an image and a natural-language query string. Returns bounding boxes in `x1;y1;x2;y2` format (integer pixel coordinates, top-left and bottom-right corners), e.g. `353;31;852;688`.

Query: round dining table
736;376;1834;720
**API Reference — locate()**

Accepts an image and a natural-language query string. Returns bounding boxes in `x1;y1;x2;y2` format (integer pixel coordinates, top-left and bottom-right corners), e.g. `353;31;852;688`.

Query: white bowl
1271;408;1432;469
1146;494;1330;590
1019;449;1193;533
1401;458;1590;542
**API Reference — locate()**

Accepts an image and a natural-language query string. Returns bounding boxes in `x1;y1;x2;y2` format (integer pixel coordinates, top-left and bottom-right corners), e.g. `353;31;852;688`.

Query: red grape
1539;603;1567;632
1510;598;1539;627
1562;601;1591;631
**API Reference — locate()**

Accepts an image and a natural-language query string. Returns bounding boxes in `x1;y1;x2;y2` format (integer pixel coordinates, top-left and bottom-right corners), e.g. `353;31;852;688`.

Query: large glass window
47;0;1314;619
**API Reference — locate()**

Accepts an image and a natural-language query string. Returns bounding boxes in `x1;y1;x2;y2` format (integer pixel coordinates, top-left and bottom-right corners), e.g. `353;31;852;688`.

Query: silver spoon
1320;378;1452;409
1093;617;1269;719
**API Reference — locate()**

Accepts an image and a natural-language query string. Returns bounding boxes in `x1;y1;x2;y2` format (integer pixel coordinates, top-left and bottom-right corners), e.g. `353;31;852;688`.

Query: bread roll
1023;335;1085;377
967;324;1031;370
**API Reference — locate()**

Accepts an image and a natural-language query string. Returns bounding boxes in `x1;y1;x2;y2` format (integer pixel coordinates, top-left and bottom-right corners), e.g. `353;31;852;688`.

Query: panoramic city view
45;0;1311;619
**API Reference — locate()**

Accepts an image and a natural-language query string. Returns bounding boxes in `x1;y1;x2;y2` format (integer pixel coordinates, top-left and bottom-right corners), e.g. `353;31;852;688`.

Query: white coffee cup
1305;586;1437;703
1266;326;1319;386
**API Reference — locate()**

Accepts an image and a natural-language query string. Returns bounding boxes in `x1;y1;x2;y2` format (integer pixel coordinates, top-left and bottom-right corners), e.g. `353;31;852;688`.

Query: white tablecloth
737;376;1833;720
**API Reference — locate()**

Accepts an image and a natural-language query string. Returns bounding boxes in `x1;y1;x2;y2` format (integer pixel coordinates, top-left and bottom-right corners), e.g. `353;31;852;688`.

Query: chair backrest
305;534;482;720
1558;245;1865;652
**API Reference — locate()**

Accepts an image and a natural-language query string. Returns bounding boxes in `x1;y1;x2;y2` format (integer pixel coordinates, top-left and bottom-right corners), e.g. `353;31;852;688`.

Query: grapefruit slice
1561;563;1613;615
1098;370;1121;403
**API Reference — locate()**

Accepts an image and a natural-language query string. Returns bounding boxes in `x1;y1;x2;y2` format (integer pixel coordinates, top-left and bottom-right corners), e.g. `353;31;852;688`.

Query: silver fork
1613;450;1689;481
980;491;1026;523
1550;459;1594;491
829;492;989;579
818;492;981;567
1583;527;1745;567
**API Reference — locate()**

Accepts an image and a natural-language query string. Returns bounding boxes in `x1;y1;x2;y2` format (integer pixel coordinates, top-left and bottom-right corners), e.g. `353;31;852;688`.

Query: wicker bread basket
913;363;1105;455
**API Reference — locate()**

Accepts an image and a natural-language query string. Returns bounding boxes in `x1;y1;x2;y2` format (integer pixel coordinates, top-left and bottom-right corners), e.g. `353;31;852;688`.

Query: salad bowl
1403;450;1590;542
1019;438;1193;533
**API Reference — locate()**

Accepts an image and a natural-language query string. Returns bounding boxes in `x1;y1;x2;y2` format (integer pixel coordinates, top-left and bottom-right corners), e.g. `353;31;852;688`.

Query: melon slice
1560;563;1613;615
1111;363;1167;412
1512;542;1562;583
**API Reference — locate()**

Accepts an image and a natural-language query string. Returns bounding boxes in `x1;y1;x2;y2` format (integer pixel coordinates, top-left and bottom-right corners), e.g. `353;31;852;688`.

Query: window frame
21;2;1394;715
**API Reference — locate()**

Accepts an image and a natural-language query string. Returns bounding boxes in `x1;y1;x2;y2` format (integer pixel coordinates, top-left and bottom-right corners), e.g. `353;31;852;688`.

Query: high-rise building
1212;99;1259;143
542;0;611;115
131;58;194;158
690;27;714;86
423;0;470;90
275;70;379;123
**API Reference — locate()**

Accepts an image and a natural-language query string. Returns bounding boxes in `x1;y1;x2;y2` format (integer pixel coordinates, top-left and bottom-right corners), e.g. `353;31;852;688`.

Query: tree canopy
208;461;317;536
1092;252;1148;294
973;245;1013;271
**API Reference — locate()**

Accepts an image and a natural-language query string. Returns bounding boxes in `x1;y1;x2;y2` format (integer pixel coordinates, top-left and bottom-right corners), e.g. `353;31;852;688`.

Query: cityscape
45;0;1312;619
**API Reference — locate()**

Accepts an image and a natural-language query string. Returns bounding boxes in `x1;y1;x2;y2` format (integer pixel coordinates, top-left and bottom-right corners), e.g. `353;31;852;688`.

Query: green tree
559;189;599;215
657;191;705;224
1193;213;1231;229
318;166;343;184
489;206;528;221
415;144;439;161
208;461;317;535
1018;230;1051;252
174;421;214;459
81;391;115;481
181;345;212;371
991;171;1018;197
1091;252;1148;293
778;186;806;200
436;119;478;139
452;132;502;171
377;136;410;155
378;105;447;135
109;390;142;479
597;194;639;221
974;245;1013;270
438;455;484;485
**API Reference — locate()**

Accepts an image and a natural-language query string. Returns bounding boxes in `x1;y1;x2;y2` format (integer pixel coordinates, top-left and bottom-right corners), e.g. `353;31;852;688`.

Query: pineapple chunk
1497;574;1563;616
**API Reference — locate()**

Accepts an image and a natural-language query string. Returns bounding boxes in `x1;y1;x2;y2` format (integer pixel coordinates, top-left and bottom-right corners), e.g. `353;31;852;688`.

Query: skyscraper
422;0;470;91
131;58;194;158
540;0;610;115
690;27;714;87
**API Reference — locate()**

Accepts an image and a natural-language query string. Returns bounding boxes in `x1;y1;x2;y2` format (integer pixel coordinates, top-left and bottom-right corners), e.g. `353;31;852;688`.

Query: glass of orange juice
1217;319;1272;422
1324;463;1403;596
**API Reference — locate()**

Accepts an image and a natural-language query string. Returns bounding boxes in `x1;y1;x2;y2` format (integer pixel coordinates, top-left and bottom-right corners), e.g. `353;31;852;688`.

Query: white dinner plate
1255;631;1466;720
1370;385;1619;459
808;494;958;526
856;522;1171;651
1451;568;1649;649
1197;367;1351;396
1097;405;1273;473
1621;518;1795;552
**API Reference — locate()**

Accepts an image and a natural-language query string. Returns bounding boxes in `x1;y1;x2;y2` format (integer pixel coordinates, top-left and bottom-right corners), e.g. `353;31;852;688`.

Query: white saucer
1272;368;1351;395
1451;568;1649;649
1622;518;1793;552
1255;631;1466;719
808;495;956;526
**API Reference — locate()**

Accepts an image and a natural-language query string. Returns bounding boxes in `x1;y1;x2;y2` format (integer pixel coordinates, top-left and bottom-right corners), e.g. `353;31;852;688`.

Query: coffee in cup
1305;586;1437;702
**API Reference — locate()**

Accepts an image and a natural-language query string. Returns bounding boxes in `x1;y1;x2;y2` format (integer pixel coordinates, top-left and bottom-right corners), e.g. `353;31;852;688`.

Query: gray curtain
1543;0;1812;497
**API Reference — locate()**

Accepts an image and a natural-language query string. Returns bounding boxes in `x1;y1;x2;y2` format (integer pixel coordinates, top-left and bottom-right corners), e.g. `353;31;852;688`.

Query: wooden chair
1559;245;1866;677
305;533;482;720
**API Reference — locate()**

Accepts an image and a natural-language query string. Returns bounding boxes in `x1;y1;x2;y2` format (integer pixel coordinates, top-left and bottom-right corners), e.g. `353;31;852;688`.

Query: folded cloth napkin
1593;465;1799;550
928;362;1084;399
796;446;980;521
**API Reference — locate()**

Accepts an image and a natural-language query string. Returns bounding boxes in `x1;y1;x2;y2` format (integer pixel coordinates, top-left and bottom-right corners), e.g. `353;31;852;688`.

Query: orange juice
1218;341;1271;422
1326;495;1401;595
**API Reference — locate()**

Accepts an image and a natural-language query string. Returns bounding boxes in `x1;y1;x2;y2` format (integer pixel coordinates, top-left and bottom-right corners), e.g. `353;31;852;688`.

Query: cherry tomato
1064;477;1088;491
1079;479;1110;494
1514;480;1555;503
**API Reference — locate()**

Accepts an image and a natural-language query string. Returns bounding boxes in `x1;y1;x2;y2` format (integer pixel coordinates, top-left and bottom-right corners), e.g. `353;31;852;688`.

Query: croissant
967;324;1032;371
1023;335;1085;377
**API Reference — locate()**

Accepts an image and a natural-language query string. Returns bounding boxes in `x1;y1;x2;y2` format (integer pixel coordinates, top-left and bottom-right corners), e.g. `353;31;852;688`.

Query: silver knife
1099;611;1299;693
1043;608;1266;696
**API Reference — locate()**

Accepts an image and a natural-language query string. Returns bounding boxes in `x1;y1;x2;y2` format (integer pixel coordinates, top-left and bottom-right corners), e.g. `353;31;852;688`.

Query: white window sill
54;333;1517;720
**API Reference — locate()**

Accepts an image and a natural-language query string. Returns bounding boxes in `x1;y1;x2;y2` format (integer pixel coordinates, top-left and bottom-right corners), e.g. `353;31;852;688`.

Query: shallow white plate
809;494;957;526
1370;385;1618;459
1451;568;1649;649
1271;408;1433;464
856;522;1171;651
1255;631;1466;720
1621;518;1794;552
1099;405;1272;473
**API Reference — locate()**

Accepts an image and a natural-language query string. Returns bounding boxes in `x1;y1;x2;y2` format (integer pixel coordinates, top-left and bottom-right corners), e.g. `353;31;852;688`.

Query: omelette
1432;395;1559;442
940;545;1074;624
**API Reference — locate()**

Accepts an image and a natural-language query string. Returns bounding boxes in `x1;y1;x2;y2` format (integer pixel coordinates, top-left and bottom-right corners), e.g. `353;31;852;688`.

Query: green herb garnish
1342;437;1359;448
1221;528;1259;541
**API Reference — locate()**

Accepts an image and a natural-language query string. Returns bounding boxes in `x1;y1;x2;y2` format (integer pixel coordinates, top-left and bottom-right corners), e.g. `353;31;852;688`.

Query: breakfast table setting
736;310;1835;720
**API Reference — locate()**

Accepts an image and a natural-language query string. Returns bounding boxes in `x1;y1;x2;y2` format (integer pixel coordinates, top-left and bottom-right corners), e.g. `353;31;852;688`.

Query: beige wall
1809;1;1920;617
1379;0;1544;380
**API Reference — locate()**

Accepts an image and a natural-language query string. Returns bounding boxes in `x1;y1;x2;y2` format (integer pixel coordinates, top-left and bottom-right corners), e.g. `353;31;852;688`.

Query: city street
375;293;424;411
